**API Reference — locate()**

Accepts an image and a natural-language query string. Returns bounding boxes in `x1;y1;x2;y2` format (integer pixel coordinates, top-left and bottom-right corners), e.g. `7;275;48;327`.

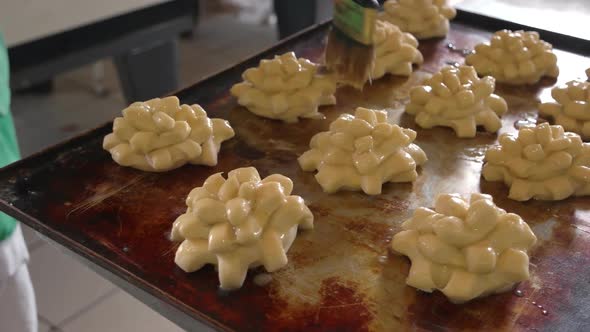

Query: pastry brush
325;0;380;90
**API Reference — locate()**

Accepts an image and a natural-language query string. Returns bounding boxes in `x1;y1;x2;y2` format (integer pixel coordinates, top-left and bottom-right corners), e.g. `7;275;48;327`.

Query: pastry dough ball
392;193;537;303
298;107;427;195
171;167;314;290
539;80;590;140
482;123;590;201
230;52;336;123
466;30;559;85
103;96;234;172
406;65;508;138
371;20;424;80
379;0;456;39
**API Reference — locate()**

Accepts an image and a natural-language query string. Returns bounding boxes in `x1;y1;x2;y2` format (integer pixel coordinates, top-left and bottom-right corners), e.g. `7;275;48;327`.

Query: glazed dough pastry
230;52;336;123
466;30;559;85
103;96;235;172
371;19;424;80
392;193;537;303
539;80;590;140
298;107;427;195
379;0;456;39
171;167;314;290
405;65;508;138
482;123;590;201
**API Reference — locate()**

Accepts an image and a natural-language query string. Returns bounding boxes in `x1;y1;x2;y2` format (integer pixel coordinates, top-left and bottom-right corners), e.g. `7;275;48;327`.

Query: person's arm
0;33;37;332
0;33;20;242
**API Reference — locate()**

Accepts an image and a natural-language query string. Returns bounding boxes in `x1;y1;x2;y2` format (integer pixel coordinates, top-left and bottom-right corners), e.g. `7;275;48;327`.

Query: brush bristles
325;28;375;90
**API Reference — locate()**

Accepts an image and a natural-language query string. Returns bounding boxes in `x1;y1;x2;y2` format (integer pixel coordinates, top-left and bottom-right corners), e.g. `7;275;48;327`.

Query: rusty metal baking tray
2;12;590;331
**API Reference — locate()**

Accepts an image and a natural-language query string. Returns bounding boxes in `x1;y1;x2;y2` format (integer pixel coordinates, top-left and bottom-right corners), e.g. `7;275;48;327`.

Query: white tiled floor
28;243;117;324
61;291;184;332
12;84;125;157
12;10;276;332
21;223;43;249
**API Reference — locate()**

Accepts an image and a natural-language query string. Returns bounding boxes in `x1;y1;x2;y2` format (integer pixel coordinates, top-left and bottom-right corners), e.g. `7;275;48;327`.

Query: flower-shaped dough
379;0;456;39
466;30;559;85
103;96;235;172
392;193;537;303
171;167;314;290
298;107;427;195
539;80;590;140
371;20;424;80
482;123;590;201
405;65;508;138
230;52;336;123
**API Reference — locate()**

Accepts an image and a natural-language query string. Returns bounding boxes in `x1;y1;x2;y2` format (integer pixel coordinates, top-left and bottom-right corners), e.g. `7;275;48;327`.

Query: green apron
0;34;20;241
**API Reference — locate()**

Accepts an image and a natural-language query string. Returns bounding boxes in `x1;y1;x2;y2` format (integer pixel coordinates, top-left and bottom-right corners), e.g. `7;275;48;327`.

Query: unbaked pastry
103;96;235;172
379;0;456;40
539;80;590;140
171;167;314;290
482;123;590;201
405;65;508;137
230;52;336;123
466;30;559;84
392;193;537;303
371;19;424;80
298;107;427;195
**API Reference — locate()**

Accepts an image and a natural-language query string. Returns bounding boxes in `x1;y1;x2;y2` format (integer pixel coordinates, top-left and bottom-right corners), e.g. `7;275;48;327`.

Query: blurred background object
456;0;590;42
2;0;194;103
274;0;332;39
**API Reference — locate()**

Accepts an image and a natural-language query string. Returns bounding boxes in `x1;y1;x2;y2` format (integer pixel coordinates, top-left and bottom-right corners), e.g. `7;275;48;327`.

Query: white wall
0;0;170;47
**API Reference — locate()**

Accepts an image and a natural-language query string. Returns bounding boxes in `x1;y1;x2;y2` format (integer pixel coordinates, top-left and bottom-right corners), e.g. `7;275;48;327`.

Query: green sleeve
0;33;20;241
0;212;16;240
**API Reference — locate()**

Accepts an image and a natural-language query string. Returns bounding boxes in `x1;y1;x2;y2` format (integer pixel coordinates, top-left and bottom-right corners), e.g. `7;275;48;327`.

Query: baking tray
2;13;590;332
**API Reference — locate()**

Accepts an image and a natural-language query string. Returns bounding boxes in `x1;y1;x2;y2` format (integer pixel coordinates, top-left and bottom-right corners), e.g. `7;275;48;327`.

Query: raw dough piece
103;96;234;172
466;30;559;85
379;0;456;39
539;80;590;140
392;193;537;303
405;65;508;137
230;52;336;123
298;107;427;195
482;123;590;201
171;167;314;290
371;19;424;80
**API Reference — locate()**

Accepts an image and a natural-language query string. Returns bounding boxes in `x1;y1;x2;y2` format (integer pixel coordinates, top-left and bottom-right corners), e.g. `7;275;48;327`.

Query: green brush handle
333;0;379;46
